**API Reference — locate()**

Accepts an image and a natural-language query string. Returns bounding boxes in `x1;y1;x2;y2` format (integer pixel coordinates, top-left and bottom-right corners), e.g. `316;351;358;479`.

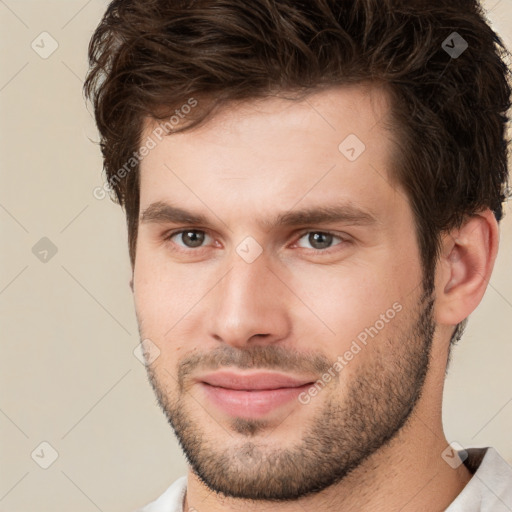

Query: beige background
0;1;511;511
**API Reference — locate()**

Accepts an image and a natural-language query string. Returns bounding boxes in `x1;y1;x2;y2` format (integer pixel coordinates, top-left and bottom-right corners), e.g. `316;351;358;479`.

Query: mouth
196;370;316;419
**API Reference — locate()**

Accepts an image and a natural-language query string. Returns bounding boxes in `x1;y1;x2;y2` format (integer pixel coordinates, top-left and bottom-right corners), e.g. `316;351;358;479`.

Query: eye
164;229;349;254
295;231;347;251
167;229;212;249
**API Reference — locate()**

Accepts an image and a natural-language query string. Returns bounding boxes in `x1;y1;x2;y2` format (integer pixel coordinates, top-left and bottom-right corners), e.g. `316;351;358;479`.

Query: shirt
136;447;512;511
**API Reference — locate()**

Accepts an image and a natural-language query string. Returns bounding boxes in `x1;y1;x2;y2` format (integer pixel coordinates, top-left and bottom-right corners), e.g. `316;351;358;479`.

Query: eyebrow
139;201;379;230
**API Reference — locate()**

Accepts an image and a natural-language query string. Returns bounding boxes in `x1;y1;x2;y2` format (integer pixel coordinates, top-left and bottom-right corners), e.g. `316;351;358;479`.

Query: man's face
133;85;436;500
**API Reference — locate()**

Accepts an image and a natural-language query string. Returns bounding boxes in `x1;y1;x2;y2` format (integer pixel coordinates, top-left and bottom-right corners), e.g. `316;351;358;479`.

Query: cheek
133;250;175;335
287;252;416;380
133;265;192;374
133;250;214;344
291;264;401;337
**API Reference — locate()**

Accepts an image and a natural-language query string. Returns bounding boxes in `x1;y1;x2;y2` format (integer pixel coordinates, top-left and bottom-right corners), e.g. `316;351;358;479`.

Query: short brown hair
84;0;511;345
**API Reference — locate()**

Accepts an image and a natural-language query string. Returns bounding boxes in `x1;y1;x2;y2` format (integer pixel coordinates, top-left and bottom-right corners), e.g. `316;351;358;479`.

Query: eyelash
163;228;351;254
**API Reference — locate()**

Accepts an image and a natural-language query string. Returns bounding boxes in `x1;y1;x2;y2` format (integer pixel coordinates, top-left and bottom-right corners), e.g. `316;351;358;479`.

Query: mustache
177;344;333;390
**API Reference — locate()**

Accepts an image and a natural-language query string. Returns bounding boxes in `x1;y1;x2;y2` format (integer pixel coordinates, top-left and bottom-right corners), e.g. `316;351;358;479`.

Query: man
84;0;512;510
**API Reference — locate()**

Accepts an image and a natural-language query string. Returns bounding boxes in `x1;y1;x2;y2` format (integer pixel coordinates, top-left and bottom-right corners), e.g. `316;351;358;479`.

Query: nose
207;249;292;349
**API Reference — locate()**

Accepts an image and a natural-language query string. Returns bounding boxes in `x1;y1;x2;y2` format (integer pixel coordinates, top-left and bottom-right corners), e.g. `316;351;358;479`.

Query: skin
131;84;499;511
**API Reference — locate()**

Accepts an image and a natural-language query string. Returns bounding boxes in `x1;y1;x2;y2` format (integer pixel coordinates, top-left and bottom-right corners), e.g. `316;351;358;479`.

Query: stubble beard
144;285;435;501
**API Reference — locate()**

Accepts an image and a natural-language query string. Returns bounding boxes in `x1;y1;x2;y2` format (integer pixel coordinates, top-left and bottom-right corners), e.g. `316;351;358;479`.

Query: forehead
137;84;404;227
142;83;393;150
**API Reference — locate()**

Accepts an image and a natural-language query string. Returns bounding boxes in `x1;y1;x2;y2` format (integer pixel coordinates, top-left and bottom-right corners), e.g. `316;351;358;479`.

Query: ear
434;208;500;326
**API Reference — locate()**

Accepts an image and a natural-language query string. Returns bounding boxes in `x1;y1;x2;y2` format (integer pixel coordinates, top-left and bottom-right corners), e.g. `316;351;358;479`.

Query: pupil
184;230;204;247
310;232;332;249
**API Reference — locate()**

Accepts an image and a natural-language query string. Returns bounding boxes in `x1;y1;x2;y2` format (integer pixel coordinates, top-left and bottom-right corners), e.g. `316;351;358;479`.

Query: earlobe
434;209;499;326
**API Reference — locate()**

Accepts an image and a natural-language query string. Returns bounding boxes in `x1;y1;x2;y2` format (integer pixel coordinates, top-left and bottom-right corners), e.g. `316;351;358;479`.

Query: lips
195;370;316;419
197;370;315;390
